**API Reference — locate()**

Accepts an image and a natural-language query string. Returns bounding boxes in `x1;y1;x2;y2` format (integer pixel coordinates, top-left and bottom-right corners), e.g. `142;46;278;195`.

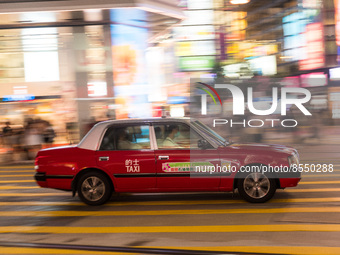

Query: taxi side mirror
198;139;209;149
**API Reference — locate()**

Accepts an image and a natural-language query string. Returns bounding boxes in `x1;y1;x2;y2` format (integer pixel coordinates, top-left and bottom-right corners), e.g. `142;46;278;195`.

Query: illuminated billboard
179;56;215;71
300;72;327;87
299;23;325;70
175;41;216;56
282;12;307;61
22;27;60;82
173;26;215;41
336;0;340;46
110;9;150;118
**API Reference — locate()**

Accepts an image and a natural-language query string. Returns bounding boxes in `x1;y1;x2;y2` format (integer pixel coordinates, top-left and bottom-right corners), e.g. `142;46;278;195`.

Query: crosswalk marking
0;247;127;254
0;224;339;233
299;180;340;184
1;245;340;255
0;193;68;196
285;188;340;192
1;207;340;217
0;166;33;169
0;188;339;198
142;246;340;255
0;186;38;190
1;181;340;190
0;180;35;183
0;166;340;254
301;174;340;178
0;174;33;177
0;196;339;207
0;170;34;173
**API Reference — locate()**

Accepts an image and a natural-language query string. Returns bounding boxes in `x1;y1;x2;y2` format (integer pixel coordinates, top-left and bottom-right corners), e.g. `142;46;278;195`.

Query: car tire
237;172;276;203
77;171;112;206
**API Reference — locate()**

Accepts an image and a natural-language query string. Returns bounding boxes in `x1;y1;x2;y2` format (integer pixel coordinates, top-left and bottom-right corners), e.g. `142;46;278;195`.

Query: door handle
158;155;169;160
99;156;109;161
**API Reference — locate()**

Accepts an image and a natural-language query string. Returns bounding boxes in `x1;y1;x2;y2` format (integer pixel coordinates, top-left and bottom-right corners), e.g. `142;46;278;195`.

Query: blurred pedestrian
2;121;13;146
24;119;42;160
42;121;56;144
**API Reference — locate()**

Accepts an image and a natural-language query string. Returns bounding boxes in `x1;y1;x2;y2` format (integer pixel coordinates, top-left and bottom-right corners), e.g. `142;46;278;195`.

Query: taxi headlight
288;154;299;166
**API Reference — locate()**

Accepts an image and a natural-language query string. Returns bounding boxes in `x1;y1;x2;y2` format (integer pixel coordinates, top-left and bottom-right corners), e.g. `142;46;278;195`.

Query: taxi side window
99;125;150;150
154;123;205;149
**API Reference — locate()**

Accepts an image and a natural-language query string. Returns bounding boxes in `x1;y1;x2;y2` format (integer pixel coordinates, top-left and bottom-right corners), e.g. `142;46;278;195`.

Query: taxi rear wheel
77;171;112;206
237;172;276;203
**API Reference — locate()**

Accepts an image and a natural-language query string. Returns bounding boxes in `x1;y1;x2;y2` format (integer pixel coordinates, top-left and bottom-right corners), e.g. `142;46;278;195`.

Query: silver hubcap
81;176;105;202
243;173;270;199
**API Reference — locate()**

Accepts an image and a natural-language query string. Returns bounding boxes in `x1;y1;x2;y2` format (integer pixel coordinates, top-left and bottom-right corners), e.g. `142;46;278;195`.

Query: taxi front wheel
237;172;276;203
77;171;112;206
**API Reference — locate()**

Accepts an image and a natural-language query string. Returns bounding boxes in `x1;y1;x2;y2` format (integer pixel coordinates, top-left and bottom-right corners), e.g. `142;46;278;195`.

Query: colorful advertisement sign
299;22;325;70
179;56;215;71
330;67;340;80
173;26;215;41
248;55;277;76
281;76;300;88
181;10;214;26
110;9;149;118
87;82;107;97
300;72;327;87
336;0;340;46
175;41;216;56
282;12;307;61
225;12;247;41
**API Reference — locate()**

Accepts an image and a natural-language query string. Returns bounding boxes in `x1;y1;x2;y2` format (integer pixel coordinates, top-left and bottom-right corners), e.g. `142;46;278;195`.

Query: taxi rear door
96;124;156;192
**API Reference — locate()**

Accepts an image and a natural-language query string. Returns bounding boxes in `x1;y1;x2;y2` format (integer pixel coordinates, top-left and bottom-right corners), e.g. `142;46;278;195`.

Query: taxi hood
224;143;297;155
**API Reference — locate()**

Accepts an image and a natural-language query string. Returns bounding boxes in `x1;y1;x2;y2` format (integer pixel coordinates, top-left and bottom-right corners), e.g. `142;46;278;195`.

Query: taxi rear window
99;125;150;150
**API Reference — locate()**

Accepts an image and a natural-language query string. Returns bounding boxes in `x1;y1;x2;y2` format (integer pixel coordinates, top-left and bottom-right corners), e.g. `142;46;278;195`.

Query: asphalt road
0;145;340;255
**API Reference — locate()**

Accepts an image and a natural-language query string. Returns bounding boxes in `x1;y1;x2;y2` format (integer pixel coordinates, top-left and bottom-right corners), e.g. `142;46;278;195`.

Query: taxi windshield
192;120;228;146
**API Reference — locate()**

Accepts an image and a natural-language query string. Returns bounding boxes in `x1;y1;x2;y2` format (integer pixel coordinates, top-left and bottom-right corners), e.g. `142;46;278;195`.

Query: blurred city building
0;0;340;161
218;0;339;124
0;0;185;147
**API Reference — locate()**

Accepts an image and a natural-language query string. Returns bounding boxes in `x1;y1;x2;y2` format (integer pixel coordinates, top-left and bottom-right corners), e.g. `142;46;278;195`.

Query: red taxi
34;118;301;205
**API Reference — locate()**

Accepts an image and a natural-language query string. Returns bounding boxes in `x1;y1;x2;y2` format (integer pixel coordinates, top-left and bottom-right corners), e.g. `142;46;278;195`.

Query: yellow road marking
0;224;339;233
0;174;33;177
0;188;339;198
1;207;340;217
285;188;340;192
0;166;33;169
270;197;340;203
3;179;339;185
1;246;340;255
0;247;131;254
299;180;340;184
0;193;68;197
0;170;34;173
0;180;35;183
0;186;38;190
0;201;82;206
0;196;340;207
301;174;340;178
143;246;340;255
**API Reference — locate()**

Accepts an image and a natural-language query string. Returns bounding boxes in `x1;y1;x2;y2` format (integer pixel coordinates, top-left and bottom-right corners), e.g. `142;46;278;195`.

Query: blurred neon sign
230;0;250;4
299;22;325;70
336;0;340;46
3;94;35;102
300;72;327;87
